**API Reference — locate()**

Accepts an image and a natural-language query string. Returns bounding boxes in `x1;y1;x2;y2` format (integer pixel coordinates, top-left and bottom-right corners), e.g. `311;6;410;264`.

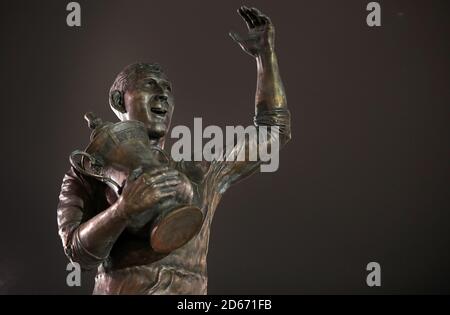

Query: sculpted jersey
57;109;291;294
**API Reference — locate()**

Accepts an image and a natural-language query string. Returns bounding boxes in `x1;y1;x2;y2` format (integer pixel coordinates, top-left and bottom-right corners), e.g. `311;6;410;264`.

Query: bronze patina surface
70;115;204;254
57;6;291;294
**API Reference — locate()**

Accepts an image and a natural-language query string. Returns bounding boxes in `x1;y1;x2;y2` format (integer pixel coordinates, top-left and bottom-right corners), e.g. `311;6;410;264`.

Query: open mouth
151;107;167;116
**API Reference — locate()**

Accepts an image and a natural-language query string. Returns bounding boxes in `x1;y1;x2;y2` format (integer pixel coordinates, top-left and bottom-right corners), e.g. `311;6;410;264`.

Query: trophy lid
84;112;113;141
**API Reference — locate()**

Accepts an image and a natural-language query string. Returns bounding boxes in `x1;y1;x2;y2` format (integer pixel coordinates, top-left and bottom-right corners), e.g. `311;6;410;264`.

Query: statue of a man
57;6;291;294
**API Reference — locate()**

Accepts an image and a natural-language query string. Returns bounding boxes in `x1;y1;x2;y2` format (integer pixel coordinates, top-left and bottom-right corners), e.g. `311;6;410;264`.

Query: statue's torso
93;162;221;295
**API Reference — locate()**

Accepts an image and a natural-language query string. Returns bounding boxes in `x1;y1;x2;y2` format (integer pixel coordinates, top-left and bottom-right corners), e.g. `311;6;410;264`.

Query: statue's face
123;72;174;139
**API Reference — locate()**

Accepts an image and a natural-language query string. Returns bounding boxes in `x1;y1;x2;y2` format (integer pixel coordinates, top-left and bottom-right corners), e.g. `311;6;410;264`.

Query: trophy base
150;206;203;253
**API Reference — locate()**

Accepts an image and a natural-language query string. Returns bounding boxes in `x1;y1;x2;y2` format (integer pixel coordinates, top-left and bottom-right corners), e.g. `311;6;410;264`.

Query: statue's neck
149;137;165;149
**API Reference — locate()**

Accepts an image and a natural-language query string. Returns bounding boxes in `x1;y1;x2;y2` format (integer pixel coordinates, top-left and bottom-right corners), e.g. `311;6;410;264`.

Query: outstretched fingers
247;7;264;27
238;6;254;29
238;6;272;29
250;7;272;27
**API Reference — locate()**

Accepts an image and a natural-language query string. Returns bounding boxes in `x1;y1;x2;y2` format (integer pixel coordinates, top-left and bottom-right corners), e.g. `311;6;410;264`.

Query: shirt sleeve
56;167;107;270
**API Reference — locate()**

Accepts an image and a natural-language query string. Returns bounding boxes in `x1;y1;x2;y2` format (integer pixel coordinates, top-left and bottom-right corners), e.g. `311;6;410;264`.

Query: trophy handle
69;150;122;193
150;145;171;164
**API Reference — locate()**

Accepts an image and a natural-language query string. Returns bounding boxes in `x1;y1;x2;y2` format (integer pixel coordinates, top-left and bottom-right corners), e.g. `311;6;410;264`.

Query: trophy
69;112;203;254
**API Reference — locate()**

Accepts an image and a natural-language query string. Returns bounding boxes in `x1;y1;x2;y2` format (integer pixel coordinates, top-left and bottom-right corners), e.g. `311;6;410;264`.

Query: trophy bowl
70;112;203;254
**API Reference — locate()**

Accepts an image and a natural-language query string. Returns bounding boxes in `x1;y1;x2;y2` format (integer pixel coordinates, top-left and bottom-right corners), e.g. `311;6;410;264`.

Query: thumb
228;31;243;43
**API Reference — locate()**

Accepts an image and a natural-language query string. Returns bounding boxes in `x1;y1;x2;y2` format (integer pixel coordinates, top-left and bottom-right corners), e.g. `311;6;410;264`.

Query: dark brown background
0;0;449;294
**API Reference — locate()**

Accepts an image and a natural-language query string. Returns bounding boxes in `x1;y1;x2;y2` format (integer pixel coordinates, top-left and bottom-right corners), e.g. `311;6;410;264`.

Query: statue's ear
110;90;126;113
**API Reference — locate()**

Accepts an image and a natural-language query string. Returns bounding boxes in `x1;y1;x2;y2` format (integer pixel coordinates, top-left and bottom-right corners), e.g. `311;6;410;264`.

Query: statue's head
109;63;174;140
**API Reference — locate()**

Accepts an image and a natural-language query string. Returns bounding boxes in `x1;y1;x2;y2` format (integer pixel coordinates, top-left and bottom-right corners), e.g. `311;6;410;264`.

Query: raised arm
203;7;291;191
229;6;291;143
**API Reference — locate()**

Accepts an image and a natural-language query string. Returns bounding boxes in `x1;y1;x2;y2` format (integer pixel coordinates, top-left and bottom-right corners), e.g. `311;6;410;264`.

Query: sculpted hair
109;63;166;115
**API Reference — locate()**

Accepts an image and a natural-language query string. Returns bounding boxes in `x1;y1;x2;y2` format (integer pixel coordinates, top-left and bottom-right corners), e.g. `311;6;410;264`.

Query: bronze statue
69;114;204;254
57;6;291;294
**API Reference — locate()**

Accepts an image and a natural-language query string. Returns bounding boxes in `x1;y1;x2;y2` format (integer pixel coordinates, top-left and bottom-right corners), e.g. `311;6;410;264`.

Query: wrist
256;46;275;61
113;197;131;223
256;48;276;69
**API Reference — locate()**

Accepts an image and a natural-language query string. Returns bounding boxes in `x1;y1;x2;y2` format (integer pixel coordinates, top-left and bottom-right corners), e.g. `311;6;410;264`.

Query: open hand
229;6;275;58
